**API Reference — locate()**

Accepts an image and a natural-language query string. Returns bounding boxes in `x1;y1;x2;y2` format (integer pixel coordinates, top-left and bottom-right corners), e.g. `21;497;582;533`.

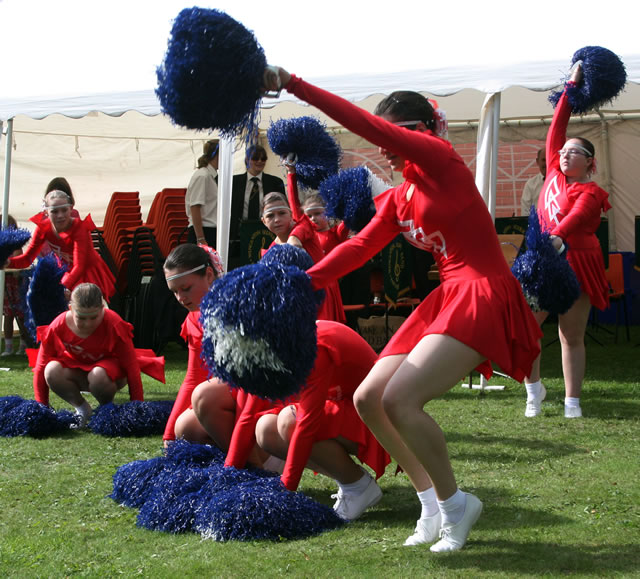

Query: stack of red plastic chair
95;191;143;295
146;188;188;257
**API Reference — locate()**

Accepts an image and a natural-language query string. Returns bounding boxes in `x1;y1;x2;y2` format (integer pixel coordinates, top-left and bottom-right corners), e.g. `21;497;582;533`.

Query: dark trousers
187;226;217;248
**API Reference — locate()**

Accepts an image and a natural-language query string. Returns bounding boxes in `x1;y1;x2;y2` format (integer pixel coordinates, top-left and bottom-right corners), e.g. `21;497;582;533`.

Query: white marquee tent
2;55;640;270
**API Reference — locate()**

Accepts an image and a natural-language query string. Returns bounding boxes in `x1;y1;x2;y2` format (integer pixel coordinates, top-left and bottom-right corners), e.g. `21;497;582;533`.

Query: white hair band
165;264;206;281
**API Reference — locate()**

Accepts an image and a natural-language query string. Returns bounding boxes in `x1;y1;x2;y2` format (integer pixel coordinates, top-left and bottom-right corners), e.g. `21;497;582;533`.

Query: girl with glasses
524;62;611;420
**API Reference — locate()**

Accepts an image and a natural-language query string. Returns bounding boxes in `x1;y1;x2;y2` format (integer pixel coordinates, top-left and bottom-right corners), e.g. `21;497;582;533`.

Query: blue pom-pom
110;456;168;508
0;396;75;437
194;476;344;541
88;401;174;437
199;263;318;401
267;116;342;189
24;254;68;342
0;227;31;265
549;46;627;113
164;438;226;466
319;166;384;232
156;7;267;141
260;244;314;271
511;208;581;315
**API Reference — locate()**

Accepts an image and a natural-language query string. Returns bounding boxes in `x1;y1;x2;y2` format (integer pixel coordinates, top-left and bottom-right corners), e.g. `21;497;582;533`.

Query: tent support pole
597;112;616;252
0;118;14;335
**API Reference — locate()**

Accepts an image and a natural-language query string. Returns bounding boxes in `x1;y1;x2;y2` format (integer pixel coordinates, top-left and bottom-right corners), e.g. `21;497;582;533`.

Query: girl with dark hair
524;63;611;420
262;66;542;552
2;189;115;300
31;283;164;427
186;139;220;248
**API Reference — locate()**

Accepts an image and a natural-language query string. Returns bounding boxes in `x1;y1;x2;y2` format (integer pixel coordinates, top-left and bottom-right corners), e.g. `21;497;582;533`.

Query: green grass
1;322;639;578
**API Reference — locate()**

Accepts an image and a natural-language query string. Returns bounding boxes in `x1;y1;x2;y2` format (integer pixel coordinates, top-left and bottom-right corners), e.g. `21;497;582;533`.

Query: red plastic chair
605;253;630;342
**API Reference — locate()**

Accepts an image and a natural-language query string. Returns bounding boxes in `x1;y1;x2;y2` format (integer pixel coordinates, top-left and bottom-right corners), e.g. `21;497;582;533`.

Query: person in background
521;148;546;216
186;139;219;248
524;63;611;420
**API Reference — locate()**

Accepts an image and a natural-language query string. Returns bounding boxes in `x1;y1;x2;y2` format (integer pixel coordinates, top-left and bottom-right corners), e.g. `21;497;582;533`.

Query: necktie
248;177;260;220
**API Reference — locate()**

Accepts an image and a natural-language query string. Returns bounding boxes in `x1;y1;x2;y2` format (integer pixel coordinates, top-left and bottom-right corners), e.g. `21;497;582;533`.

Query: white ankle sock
437;488;466;526
3;339;13;353
338;470;370;494
565;397;580;408
525;380;542;400
417;487;439;518
74;400;92;418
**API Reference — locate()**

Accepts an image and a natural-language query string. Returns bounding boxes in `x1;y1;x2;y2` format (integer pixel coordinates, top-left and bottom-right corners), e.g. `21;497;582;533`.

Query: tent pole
0;118;13;339
216;136;234;272
597;112;616;252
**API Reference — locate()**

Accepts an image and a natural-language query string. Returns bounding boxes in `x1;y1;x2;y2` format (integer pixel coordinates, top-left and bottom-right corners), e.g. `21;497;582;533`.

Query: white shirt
242;172;264;220
521;173;544;216
186;164;218;227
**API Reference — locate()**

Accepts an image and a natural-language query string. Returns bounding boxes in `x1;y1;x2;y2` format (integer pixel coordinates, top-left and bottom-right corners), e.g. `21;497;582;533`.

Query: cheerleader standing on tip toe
3;188;115;301
31;283;164;427
262;66;542;552
261;165;346;323
524;62;611;420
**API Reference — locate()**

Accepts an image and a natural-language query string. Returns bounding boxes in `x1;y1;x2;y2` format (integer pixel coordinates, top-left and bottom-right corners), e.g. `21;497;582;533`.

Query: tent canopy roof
2;54;639;122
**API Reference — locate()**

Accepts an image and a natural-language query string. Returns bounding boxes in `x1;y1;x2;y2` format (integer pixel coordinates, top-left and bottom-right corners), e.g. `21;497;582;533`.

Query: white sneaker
430;493;483;553
332;473;382;520
525;384;546;417
565;405;582;418
70;404;93;429
0;350;13;357
403;511;442;546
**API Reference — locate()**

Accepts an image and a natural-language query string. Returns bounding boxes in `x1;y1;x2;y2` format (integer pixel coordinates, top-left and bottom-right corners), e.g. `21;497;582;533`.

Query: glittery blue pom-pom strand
511;208;580;315
267;116;342;190
0;227;31;265
87;401;174;437
156;7;267;143
548;46;627;113
199;262;318;401
0;396;76;437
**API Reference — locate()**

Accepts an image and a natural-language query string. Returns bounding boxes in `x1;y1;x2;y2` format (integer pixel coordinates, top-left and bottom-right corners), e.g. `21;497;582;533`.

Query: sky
0;0;637;98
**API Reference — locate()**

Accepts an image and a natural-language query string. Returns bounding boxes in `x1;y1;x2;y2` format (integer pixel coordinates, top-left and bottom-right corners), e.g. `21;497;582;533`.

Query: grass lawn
1;321;639;578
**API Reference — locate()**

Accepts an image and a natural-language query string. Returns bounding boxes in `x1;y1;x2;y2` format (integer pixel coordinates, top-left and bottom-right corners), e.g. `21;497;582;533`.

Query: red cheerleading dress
316;221;350;255
285;173;346;324
225;320;390;491
286;74;542;382
8;213;116;300
162;310;239;442
537;89;611;311
30;308;165;406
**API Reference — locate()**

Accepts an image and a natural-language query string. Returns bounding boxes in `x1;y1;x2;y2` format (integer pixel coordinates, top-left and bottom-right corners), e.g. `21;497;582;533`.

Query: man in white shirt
520;148;546;216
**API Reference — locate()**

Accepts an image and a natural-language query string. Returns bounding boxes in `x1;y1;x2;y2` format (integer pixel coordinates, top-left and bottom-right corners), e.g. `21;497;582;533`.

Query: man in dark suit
230;145;286;262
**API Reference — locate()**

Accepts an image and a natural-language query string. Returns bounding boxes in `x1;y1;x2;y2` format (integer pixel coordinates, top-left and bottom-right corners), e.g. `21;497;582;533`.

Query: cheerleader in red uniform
32;283;164;427
225;320;390;520
524;63;611;420
261;168;346;323
4;189;115;300
263;66;542;552
301;193;350;256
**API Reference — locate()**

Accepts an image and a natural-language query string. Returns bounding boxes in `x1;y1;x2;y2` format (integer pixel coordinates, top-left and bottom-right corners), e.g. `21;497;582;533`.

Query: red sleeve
286;74;453;179
224;393;272;469
280;347;332;491
32;317;66;405
546;89;572;174
552;189;606;240
287;172;304;222
7;225;46;269
60;218;93;290
108;315;144;402
306;191;400;289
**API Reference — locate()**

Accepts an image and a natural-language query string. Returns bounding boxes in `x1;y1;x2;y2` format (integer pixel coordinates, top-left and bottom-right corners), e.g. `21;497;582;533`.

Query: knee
353;380;383;421
191;379;227;417
43;361;63;384
255;415;279;453
276;406;296;442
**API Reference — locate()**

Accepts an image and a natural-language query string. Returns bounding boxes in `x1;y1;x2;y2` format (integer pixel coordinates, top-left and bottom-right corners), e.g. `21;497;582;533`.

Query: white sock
525;380;542;400
3;339;13;353
437;488;467;526
417;487;439;518
338;469;371;495
565;397;580;408
74;400;92;418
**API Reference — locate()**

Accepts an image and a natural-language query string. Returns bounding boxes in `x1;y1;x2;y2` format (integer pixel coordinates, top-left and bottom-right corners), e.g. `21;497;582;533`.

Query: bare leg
354;355;433;492
381;334;485;501
524;310;548;384
191;379;237;450
86;366;120;405
175;408;214;444
558;293;592;399
45;361;89;407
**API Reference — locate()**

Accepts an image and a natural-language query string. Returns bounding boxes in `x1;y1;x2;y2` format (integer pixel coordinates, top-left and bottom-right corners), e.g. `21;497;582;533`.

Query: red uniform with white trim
31;308;164;406
225;320;390;491
537;89;611;311
9;213;116;300
286;74;541;381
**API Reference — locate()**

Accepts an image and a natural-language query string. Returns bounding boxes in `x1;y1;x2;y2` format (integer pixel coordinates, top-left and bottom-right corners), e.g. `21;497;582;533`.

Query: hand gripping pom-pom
199;262;318;401
267;116;342;189
88;401;174;437
549;46;627;113
319;166;385;232
0;396;75;437
0;227;31;265
156;7;267;141
511;208;580;315
24;254;68;342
